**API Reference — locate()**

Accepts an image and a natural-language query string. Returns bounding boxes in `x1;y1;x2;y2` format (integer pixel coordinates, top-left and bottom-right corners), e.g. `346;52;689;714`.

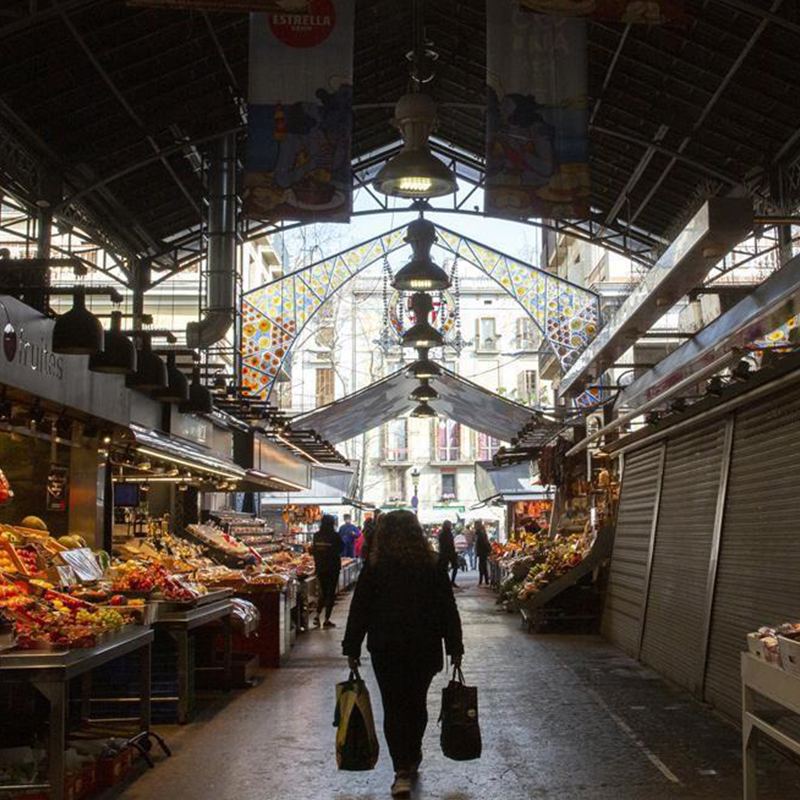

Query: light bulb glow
398;176;434;194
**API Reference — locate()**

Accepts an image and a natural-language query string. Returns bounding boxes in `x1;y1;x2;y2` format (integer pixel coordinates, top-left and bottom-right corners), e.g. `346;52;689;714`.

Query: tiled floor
110;573;800;799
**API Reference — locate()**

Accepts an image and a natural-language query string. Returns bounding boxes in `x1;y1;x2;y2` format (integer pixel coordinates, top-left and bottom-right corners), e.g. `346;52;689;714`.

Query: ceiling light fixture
156;352;190;403
373;93;457;198
410;400;437;418
88;310;137;375
392;218;451;292
179;366;214;415
126;333;168;391
408;347;441;379
52;288;105;356
402;292;444;349
409;379;438;402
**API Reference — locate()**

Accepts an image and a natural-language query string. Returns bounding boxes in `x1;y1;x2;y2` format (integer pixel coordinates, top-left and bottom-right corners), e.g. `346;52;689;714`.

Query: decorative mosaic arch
240;223;600;401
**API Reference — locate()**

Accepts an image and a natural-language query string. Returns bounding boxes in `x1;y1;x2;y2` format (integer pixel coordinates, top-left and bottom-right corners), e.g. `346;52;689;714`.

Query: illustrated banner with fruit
486;0;589;220
243;1;354;223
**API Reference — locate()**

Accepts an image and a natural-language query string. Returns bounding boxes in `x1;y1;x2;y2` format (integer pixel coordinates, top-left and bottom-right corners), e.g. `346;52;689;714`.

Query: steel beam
614;249;800;410
559;198;754;399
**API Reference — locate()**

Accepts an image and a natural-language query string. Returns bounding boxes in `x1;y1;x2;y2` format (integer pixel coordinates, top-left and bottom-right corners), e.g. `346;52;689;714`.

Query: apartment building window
384;419;408;462
436;419;461;462
387;468;406;502
441;472;457;500
477;432;500;461
515;317;537;350
475;317;498;352
517;370;538;405
315;367;334;407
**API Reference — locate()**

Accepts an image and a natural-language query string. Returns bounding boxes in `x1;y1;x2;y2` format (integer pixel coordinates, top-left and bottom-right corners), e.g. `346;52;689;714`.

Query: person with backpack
342;510;463;798
312;514;343;628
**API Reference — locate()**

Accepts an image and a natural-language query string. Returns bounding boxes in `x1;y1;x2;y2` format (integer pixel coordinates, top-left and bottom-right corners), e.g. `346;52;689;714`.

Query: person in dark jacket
475;521;492;586
358;512;379;562
437;519;459;587
311;514;343;628
343;510;463;799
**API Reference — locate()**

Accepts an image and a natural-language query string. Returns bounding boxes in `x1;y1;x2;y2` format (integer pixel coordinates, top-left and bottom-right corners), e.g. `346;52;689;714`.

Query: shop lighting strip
261;473;308;491
135;446;243;480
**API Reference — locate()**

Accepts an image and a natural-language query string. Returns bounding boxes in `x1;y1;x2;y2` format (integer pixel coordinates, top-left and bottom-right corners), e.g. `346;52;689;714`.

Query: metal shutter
602;445;665;657
640;420;728;694
704;384;800;718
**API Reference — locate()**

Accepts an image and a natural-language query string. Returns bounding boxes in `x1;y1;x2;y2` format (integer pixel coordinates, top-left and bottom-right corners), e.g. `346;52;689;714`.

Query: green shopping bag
333;669;380;771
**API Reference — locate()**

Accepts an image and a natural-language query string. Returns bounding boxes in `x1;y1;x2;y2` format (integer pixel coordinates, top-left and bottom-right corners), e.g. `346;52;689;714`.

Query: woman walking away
343;511;463;798
475;521;491;587
438;519;460;587
311;514;343;628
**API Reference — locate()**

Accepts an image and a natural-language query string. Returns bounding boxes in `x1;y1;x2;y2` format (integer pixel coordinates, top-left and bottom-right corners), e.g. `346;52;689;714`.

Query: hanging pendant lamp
374;93;457;198
179;367;214;415
408;347;441;379
52;288;105;356
156;352;190;403
88;311;137;374
410;400;437;418
126;333;168;391
402;292;444;349
392;218;451;292
409;379;438;402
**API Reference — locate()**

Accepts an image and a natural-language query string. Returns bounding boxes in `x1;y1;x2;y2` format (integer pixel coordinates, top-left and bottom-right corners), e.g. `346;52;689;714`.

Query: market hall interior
106;576;800;800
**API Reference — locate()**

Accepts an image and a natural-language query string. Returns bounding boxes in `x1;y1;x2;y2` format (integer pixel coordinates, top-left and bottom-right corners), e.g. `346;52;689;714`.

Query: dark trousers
478;556;489;585
316;570;339;620
371;653;437;772
451;564;459;585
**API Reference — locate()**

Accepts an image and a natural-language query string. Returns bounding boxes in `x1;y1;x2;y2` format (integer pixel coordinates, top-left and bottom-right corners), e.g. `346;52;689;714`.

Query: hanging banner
486;2;589;220
243;1;354;223
128;0;311;10
518;1;682;23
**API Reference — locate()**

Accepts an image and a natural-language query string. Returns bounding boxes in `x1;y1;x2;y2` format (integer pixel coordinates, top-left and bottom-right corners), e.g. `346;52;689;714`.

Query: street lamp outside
411;468;420;515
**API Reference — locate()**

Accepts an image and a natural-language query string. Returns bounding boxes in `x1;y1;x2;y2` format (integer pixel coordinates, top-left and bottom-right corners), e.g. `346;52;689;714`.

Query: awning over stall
260;464;357;506
474;460;550;505
293;366;543;444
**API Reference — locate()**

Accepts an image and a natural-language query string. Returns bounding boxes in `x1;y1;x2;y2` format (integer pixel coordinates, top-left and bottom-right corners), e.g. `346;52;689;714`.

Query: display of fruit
20;516;48;532
16;546;39;575
57;535;86;550
109;594;127;606
0;551;17;573
0;469;13;506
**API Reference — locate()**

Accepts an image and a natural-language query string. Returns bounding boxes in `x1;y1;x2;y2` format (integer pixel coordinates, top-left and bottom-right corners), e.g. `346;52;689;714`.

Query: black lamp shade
126;333;168;391
179;368;214;415
392;219;451;292
402;291;444;349
409;380;438;402
88;311;136;374
156;353;190;402
408;348;441;379
52;290;105;356
410;401;436;418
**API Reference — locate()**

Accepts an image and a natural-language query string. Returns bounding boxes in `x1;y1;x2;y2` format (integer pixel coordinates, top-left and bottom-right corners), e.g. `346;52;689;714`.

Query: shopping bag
333;669;380;771
439;666;482;761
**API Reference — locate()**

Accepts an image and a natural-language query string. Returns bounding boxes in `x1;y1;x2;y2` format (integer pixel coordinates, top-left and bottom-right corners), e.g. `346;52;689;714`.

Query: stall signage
46;466;69;511
0;296;130;425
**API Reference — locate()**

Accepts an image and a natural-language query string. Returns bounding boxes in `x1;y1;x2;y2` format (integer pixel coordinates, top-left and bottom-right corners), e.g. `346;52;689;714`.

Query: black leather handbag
440;666;482;761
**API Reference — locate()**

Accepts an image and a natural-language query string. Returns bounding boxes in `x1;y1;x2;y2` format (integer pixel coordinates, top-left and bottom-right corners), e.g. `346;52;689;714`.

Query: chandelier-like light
126;333;168;391
88;310;136;375
373;93;457;198
408;347;441;379
52;289;104;356
402;292;444;349
392;218;451;292
409;379;438;402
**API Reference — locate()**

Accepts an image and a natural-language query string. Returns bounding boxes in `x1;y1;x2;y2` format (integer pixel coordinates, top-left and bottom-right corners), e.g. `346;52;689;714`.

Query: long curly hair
370;510;435;568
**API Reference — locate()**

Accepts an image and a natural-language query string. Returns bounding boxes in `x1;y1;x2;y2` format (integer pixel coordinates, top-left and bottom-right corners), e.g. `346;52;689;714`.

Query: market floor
108;573;800;800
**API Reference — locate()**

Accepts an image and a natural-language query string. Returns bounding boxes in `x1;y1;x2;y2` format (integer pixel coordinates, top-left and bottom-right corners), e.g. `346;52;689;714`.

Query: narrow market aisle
110;574;800;800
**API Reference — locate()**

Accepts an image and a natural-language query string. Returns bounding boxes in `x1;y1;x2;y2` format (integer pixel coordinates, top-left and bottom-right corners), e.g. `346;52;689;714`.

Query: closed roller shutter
640;421;727;694
602;445;664;657
704;384;800;719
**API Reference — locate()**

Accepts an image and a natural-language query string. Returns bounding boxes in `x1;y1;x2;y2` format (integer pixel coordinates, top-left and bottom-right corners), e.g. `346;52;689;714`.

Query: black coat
475;531;491;559
312;527;343;575
342;560;464;673
437;530;458;571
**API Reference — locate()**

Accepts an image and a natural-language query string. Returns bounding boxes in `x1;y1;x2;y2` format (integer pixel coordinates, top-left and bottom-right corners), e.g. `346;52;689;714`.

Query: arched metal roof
1;0;799;280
